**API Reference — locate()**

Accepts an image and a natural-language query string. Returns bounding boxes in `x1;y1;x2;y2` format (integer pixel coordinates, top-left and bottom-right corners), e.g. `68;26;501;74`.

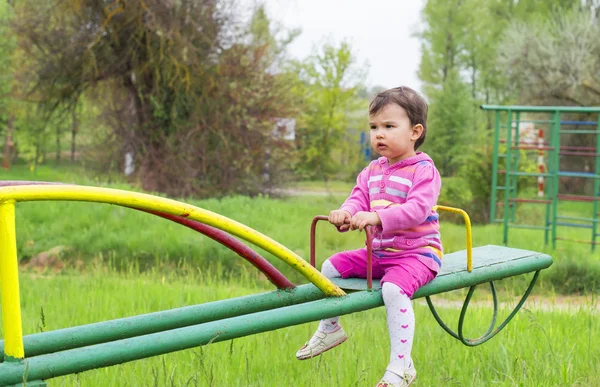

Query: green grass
3;163;600;293
9;189;600;294
1;268;598;386
3;163;128;187
288;179;354;193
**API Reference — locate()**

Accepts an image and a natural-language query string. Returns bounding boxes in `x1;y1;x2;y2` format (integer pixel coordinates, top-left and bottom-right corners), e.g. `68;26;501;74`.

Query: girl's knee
321;259;341;278
382;282;408;301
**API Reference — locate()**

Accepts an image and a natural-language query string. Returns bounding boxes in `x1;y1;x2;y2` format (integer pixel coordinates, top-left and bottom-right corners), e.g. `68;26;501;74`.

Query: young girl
295;86;442;387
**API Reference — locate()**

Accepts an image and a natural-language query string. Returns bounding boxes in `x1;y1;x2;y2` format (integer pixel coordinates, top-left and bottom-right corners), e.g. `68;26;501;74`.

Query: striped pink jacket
340;152;443;272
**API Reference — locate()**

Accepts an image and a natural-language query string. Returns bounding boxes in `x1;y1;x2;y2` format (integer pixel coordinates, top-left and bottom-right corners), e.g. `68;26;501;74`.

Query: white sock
381;282;415;382
314;260;341;336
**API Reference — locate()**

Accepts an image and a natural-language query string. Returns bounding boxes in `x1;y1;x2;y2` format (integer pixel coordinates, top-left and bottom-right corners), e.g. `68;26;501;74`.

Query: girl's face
369;104;423;165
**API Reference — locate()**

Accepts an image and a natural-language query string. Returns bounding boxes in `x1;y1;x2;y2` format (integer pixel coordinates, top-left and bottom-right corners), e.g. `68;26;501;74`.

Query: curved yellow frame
433;205;473;272
0;185;346;360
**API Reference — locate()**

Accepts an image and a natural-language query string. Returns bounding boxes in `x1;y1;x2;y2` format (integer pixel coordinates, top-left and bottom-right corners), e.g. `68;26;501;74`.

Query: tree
0;0;15;169
422;72;473;176
293;40;366;180
498;9;600;106
418;0;483;175
8;0;299;197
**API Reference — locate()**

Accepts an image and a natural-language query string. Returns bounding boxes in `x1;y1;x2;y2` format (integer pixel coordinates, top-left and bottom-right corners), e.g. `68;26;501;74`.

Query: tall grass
0;267;597;386
9;188;600;294
4;163;600;294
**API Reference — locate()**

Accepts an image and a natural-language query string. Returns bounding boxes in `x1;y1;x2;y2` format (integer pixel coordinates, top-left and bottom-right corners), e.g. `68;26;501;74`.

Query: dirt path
415;294;599;314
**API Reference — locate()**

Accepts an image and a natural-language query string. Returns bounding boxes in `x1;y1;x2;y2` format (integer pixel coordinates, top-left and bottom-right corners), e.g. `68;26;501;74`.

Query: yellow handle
433;205;473;272
0;200;24;360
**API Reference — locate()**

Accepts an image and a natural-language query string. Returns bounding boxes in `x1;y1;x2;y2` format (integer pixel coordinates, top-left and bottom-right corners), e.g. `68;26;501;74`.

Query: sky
261;0;426;93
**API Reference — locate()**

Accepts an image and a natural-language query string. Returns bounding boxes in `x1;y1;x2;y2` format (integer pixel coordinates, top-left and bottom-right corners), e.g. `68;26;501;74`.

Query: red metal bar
310;216;374;290
511;198;552;204
498;140;596;151
555;237;600;245
496;198;552;205
500;139;551;146
559;151;600;157
509;145;554;151
560;145;596;151
365;226;373;290
557;194;599;202
309;216;328;268
146;211;295;289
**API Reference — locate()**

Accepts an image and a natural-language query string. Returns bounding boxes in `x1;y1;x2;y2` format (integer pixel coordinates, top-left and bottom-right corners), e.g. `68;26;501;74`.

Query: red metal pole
310;216;374;290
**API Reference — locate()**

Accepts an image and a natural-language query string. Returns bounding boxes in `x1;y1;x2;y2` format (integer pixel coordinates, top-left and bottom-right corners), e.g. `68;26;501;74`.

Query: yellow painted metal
434;205;473;272
0;200;25;360
0;185;346;297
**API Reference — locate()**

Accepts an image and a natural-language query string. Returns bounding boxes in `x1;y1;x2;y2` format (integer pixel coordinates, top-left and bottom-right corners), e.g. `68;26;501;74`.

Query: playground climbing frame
482;105;600;250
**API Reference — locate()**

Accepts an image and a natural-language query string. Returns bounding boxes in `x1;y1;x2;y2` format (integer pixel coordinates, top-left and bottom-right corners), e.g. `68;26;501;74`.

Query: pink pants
328;248;436;298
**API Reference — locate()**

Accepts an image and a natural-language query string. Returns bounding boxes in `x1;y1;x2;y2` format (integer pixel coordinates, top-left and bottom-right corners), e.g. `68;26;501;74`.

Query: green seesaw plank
331;245;553;297
0;283;327;361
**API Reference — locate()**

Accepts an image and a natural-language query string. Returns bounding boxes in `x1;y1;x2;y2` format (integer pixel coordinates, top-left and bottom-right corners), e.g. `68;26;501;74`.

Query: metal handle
310;216;374;290
433;205;473;272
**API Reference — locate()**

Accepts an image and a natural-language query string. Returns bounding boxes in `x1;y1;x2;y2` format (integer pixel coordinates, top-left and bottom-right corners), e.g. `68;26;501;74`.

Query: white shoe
376;362;417;387
295;326;347;360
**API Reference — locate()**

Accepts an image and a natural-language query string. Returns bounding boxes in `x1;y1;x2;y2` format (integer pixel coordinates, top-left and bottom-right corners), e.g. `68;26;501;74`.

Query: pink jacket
340;152;443;272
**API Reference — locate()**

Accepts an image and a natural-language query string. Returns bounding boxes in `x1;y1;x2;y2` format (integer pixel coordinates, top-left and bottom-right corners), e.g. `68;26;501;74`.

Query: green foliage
547;251;600;294
455;148;493;223
7;1;301;197
498;8;600;106
438;176;474;216
0;0;15;143
418;0;509;177
422;73;474;175
2;163;107;184
419;0;473;86
292;40;367;180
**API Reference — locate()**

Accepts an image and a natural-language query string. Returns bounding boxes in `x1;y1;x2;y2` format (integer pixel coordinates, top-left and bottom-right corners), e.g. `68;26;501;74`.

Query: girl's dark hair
369;86;428;150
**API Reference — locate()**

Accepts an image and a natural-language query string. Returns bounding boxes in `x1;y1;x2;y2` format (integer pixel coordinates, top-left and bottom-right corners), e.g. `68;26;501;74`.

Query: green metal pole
503;110;513;245
551;111;561;249
0;290;385;385
490;111;501;222
592;114;600;251
544;117;553;245
0;284;326;360
512;112;521;222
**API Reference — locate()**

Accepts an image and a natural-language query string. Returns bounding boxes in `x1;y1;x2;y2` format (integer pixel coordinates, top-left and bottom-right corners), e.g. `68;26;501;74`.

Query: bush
438;176;474;224
545;253;600;294
438;148;493;224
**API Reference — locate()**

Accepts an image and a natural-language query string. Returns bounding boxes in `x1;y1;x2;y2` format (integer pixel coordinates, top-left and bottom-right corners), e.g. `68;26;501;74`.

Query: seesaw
0;183;552;386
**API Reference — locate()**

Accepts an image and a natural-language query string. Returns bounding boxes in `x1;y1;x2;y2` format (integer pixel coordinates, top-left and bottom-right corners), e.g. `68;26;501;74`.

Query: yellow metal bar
433;205;473;272
0;185;346;297
0;200;25;360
